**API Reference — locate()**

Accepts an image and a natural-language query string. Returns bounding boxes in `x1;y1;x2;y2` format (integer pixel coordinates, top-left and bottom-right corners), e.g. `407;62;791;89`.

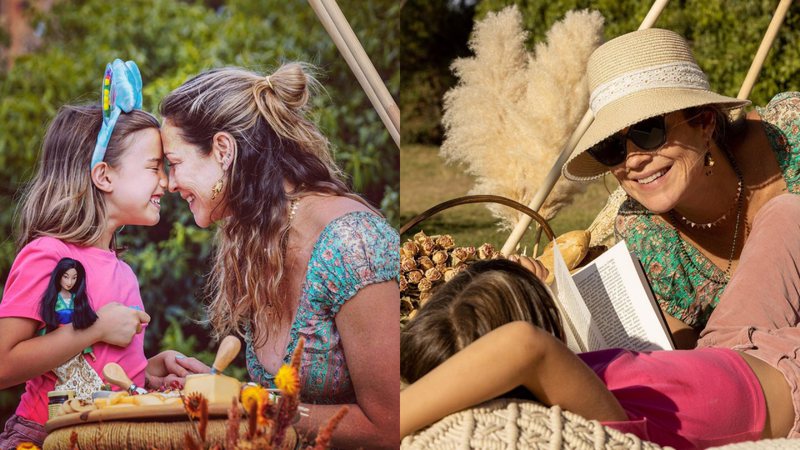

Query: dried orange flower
184;392;205;419
15;443;40;450
240;384;262;412
274;365;300;396
312;406;349;450
256;387;275;427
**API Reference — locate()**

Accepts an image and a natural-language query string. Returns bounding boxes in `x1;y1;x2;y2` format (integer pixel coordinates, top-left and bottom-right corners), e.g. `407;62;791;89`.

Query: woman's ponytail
252;62;329;155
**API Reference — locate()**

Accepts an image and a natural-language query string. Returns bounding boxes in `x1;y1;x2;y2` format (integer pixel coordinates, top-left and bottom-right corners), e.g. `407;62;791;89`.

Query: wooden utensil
103;362;147;394
211;335;241;375
183;336;243;404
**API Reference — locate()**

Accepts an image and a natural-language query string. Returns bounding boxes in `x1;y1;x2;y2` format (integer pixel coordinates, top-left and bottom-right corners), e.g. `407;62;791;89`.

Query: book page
551;243;606;352
571;241;674;351
542;282;583;353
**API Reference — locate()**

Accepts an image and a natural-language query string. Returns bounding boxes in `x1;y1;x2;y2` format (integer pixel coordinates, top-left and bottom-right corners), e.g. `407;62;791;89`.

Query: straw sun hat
562;28;750;181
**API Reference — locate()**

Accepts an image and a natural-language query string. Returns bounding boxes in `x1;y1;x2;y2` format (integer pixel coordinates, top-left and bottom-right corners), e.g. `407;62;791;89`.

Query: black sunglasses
587;115;667;167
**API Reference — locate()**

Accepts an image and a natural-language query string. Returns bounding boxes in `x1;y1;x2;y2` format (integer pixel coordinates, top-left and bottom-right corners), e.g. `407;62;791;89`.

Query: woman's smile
635;166;671;185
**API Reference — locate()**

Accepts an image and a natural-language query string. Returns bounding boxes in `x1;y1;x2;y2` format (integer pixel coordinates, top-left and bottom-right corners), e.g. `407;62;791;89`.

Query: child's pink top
579;347;765;449
0;237;147;425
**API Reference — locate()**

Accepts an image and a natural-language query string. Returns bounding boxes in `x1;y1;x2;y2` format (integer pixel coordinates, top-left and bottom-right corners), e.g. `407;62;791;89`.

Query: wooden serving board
45;402;236;432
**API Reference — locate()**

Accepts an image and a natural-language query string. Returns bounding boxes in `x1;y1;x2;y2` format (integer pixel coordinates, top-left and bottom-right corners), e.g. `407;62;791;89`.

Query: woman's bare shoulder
301;194;375;225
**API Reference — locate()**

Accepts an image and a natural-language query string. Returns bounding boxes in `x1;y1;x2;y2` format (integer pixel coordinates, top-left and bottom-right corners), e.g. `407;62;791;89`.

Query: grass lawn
400;144;619;252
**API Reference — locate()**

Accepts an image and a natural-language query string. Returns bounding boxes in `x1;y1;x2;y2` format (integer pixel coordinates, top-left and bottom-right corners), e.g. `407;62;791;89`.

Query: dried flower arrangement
38;337;347;450
401;231;501;324
177;338;348;450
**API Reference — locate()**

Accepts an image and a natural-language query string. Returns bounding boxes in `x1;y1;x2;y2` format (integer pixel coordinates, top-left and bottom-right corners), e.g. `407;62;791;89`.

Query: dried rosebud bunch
418;278;433;292
431;250;448;266
478;243;497;260
419;291;432;305
413;231;428;245
436;234;456;250
443;268;457;282
425;267;443;282
401;256;417;272
420;238;436;256
417;256;434;271
450;248;467;266
464;246;477;259
401;241;420;259
401;296;415;314
399;275;408;292
406;270;424;284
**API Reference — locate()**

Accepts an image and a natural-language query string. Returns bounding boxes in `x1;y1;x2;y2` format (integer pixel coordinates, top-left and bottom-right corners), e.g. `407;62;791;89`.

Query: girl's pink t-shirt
0;237;148;425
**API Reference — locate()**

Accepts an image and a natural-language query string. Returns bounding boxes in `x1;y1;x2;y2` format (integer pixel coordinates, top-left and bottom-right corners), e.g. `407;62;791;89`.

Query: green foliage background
0;0;398;425
402;0;800;145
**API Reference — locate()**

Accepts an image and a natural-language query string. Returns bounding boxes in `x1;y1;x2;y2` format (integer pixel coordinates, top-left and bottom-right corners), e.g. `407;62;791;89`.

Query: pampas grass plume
441;6;604;228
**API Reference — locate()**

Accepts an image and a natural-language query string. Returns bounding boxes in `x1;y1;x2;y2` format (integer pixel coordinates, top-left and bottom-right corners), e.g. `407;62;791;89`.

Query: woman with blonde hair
160;62;399;448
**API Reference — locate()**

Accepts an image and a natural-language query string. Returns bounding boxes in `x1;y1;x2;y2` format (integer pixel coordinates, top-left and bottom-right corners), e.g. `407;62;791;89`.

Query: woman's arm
0;303;149;389
664;314;698;349
294;281;399;449
400;321;627;438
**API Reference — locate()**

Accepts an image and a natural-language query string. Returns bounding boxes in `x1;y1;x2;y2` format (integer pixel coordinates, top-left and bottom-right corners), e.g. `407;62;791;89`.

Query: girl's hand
507;254;550;282
94;302;150;347
145;350;210;389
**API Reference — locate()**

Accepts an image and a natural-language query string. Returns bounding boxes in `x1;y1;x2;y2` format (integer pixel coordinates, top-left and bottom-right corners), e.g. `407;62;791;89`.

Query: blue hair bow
90;59;143;170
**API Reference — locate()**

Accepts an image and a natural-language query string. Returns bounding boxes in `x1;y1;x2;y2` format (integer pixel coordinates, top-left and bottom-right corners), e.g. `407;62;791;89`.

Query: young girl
400;258;795;449
0;59;204;448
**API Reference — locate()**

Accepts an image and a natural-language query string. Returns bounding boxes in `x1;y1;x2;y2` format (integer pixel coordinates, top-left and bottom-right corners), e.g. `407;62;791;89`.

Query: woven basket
43;420;297;450
401;194;555;243
401;398;667;450
709;439;800;450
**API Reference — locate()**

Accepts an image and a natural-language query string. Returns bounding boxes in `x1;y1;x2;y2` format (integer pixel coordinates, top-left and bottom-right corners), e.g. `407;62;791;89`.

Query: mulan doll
40;258;104;398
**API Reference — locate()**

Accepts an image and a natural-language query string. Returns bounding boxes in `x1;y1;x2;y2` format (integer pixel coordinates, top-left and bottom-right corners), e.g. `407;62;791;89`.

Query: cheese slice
183;374;242;405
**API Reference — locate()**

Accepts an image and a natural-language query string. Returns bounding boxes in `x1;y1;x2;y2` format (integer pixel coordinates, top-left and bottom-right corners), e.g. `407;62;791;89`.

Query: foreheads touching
400;259;564;384
158;63;347;229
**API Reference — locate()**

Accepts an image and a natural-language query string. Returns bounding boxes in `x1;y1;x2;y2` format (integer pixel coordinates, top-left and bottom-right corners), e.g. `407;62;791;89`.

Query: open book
550;240;674;353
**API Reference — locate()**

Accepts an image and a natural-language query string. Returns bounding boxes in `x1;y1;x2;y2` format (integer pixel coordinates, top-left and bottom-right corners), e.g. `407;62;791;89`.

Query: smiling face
60;268;78;292
106;127;167;226
608;110;709;214
161;120;226;228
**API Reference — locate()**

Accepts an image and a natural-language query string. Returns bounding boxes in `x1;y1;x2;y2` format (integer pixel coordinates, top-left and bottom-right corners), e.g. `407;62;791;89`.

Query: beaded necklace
669;154;745;282
676;179;743;229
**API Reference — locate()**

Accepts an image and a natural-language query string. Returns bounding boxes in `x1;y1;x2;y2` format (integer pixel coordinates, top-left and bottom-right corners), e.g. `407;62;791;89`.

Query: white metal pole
309;0;400;147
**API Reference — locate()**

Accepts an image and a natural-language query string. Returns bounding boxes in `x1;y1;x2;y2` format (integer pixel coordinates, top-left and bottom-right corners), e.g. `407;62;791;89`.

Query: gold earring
211;178;224;200
704;151;715;176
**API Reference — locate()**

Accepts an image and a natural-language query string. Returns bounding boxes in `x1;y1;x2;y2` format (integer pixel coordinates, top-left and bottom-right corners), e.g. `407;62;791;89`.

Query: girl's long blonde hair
160;62;369;346
16;105;159;250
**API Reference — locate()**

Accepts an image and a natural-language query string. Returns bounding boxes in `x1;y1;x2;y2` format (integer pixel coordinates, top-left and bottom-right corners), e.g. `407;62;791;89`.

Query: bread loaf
535;230;591;284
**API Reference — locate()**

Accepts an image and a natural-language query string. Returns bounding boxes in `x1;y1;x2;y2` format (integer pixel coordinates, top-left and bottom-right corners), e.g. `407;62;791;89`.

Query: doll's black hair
40;257;97;331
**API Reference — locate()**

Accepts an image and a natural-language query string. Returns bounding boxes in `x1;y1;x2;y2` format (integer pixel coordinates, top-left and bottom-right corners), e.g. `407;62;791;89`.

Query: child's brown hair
401;259;564;384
